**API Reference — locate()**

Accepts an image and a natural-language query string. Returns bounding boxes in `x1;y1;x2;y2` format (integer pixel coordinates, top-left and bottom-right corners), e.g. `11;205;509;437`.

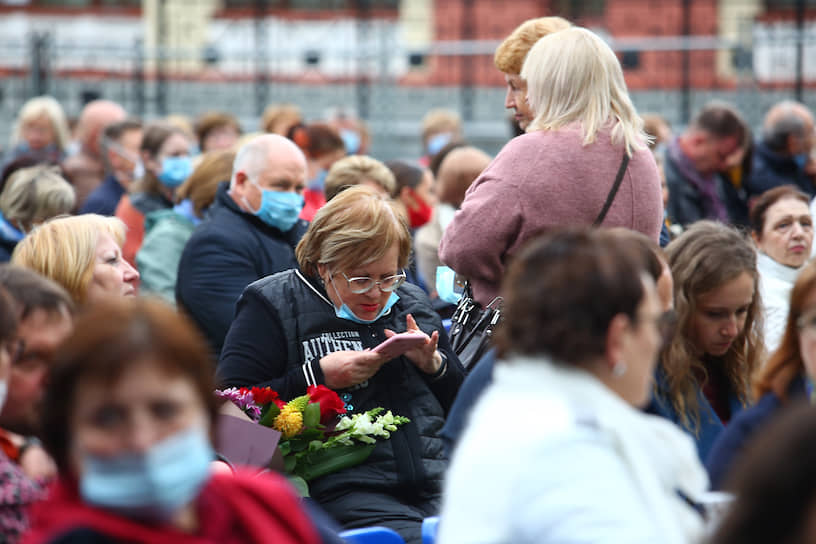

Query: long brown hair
753;260;816;401
660;221;764;431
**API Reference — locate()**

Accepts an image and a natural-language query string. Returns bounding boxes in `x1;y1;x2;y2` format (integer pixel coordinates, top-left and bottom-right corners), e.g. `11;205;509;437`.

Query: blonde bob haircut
11;214;126;304
324;155;396;202
0;165;75;232
494;16;572;75
521;27;648;155
11;96;71;152
296;185;411;278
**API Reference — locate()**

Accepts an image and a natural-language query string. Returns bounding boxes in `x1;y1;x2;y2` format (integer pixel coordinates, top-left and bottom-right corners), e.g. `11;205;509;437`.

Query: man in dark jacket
176;134;308;356
664;102;748;227
746;101;816;199
79;119;143;216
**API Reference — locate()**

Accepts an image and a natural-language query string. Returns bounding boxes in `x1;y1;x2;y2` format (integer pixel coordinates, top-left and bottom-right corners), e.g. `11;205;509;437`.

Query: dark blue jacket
705;374;806;489
440;349;496;456
645;367;745;463
176;183;308;357
79;174;125;216
746;141;816;198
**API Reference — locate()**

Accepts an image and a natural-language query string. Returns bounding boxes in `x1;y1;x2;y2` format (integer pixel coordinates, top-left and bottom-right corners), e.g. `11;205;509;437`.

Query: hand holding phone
373;331;428;360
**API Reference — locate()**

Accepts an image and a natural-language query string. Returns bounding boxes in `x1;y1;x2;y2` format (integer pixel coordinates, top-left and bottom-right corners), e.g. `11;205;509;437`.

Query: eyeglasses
340;271;407;294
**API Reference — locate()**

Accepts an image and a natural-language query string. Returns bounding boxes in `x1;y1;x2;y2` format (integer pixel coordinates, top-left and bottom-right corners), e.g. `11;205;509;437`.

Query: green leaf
259;404;280;427
287;475;310;498
295;443;376;482
304;402;321;429
278;442;291;457
290;439;309;453
284;453;297;473
308;440;323;452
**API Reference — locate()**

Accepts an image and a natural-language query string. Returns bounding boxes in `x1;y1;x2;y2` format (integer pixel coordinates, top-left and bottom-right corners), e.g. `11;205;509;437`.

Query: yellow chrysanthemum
274;405;304;438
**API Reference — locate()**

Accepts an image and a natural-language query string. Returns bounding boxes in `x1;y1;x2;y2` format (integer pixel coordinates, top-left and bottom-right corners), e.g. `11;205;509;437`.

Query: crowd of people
0;13;814;544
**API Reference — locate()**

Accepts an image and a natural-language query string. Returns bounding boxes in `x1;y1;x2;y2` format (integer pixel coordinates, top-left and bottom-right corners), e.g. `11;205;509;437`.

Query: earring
612;361;627;377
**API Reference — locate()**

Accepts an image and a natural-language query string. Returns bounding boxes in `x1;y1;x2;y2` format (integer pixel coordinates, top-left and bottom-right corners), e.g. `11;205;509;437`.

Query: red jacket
23;470;321;544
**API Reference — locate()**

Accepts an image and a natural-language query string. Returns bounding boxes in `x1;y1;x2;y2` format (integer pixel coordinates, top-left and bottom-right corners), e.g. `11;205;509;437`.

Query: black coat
217;268;464;502
176;183;307;356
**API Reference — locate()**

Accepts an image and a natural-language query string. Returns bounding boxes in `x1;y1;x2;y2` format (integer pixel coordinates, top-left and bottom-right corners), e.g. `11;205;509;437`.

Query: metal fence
1;0;816;159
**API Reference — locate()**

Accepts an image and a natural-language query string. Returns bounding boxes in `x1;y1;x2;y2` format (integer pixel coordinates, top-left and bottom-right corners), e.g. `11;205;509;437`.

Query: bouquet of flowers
216;384;409;495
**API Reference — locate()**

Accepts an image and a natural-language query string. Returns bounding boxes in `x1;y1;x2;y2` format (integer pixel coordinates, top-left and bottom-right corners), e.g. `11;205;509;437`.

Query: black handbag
448;152;629;372
448;282;502;371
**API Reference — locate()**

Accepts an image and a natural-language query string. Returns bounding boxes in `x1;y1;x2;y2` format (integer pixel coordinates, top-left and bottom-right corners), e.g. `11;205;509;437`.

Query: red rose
251;387;285;408
307;385;347;424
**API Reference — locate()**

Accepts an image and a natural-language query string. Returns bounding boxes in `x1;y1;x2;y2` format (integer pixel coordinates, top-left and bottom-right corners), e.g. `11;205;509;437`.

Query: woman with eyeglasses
706;259;816;489
217;185;464;544
647;221;764;462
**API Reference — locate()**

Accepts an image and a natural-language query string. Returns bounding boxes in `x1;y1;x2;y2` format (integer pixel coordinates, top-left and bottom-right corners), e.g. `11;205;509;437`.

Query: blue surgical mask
436;266;462;305
308;168;328;192
158;156;193;188
426;132;452;156
793;153;809;170
79;426;214;521
329;275;400;324
245;181;304;232
340;129;361;155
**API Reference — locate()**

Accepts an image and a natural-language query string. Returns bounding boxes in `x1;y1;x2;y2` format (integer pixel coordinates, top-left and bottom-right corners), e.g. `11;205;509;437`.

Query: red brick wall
421;0;727;89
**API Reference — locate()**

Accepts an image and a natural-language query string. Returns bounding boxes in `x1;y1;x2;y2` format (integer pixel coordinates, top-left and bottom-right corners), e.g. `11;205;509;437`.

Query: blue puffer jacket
645;366;745;463
176;183;308;357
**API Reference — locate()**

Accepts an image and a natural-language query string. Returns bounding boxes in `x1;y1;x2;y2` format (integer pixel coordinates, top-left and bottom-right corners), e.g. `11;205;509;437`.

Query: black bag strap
593;152;630;227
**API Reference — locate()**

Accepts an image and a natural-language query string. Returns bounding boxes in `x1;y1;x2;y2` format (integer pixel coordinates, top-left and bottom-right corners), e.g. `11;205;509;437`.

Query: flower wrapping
216;385;409;495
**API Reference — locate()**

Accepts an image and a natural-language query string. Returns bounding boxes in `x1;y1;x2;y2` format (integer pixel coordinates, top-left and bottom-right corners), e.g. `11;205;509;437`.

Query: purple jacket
439;124;663;307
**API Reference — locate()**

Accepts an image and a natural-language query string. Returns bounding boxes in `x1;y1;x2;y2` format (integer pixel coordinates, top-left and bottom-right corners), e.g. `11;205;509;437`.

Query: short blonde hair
12;214;126;304
493;16;572;74
296;185;412;277
11;96;71;152
324;155;396;201
521;27;647;155
0;165;75;232
421;109;461;146
261;104;302;135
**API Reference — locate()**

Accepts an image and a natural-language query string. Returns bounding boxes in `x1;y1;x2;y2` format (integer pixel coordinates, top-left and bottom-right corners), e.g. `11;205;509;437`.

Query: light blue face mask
308;168;328;192
426;132;452;156
158;156;193;188
79;426;214;521
436;266;463;305
793;153;809;170
340;129;361;155
246;181;304;232
329;275;400;324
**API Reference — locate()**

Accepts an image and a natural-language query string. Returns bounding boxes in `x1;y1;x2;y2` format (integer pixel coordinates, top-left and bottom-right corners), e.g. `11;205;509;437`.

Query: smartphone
373;332;428;357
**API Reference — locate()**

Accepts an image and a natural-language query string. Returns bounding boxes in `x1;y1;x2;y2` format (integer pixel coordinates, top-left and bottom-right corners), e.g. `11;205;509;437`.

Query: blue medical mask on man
79;426;214;522
243;179;304;232
328;275;400;324
158;156;193;188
